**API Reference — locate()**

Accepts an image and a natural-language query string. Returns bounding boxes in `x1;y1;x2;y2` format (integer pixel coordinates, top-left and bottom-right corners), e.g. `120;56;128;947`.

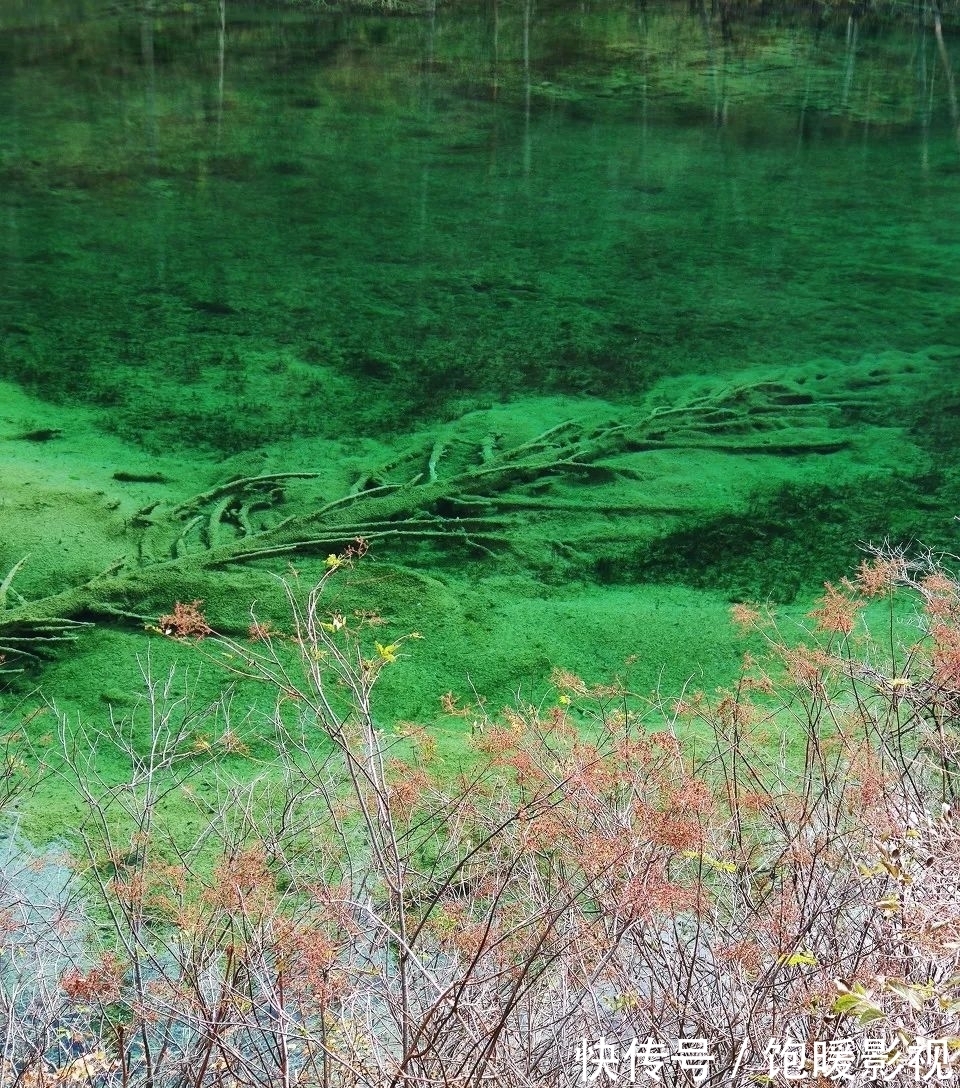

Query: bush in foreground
1;543;959;1085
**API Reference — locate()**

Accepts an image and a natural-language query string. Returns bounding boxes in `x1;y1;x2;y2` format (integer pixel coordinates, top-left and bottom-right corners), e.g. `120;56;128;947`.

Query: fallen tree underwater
0;366;894;671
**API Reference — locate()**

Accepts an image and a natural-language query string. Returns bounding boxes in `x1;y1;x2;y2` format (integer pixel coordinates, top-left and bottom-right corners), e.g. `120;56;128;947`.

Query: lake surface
2;0;960;772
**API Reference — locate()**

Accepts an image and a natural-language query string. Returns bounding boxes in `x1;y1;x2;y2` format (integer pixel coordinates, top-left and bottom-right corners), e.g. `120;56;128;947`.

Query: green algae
2;1;960;840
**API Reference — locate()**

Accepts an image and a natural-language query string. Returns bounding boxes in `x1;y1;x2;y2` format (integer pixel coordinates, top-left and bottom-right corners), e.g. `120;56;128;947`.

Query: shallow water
2;1;960;781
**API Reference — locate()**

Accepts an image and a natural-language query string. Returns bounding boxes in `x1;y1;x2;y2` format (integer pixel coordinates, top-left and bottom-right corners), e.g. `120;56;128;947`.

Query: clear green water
5;3;960;436
2;1;960;829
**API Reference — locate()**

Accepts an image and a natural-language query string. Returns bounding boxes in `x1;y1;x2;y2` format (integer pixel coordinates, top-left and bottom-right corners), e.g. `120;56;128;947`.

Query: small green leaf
780;948;816;967
831;984;885;1025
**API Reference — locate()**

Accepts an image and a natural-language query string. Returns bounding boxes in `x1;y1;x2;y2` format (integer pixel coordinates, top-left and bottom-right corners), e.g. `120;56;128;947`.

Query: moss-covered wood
0;376;856;671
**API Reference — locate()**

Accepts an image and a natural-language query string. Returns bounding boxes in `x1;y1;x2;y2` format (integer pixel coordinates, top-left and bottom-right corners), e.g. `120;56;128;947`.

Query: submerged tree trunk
0;376;857;669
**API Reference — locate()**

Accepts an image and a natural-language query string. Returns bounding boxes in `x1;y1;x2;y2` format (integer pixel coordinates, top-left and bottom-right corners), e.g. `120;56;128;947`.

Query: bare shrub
1;542;960;1085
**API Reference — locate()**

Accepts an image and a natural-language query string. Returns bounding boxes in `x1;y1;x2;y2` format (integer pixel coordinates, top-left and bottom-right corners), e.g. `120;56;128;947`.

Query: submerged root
0;375;859;669
0;617;91;669
0;555;29;611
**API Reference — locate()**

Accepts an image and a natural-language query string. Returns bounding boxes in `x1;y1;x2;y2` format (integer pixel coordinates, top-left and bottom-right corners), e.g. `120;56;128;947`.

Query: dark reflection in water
2;1;959;448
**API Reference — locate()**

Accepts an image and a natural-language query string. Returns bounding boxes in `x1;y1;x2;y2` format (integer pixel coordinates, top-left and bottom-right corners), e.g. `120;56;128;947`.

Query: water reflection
1;2;958;440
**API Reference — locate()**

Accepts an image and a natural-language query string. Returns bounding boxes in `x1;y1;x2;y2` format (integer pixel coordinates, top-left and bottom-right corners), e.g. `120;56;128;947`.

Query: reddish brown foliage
60;952;124;1003
157;599;213;639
